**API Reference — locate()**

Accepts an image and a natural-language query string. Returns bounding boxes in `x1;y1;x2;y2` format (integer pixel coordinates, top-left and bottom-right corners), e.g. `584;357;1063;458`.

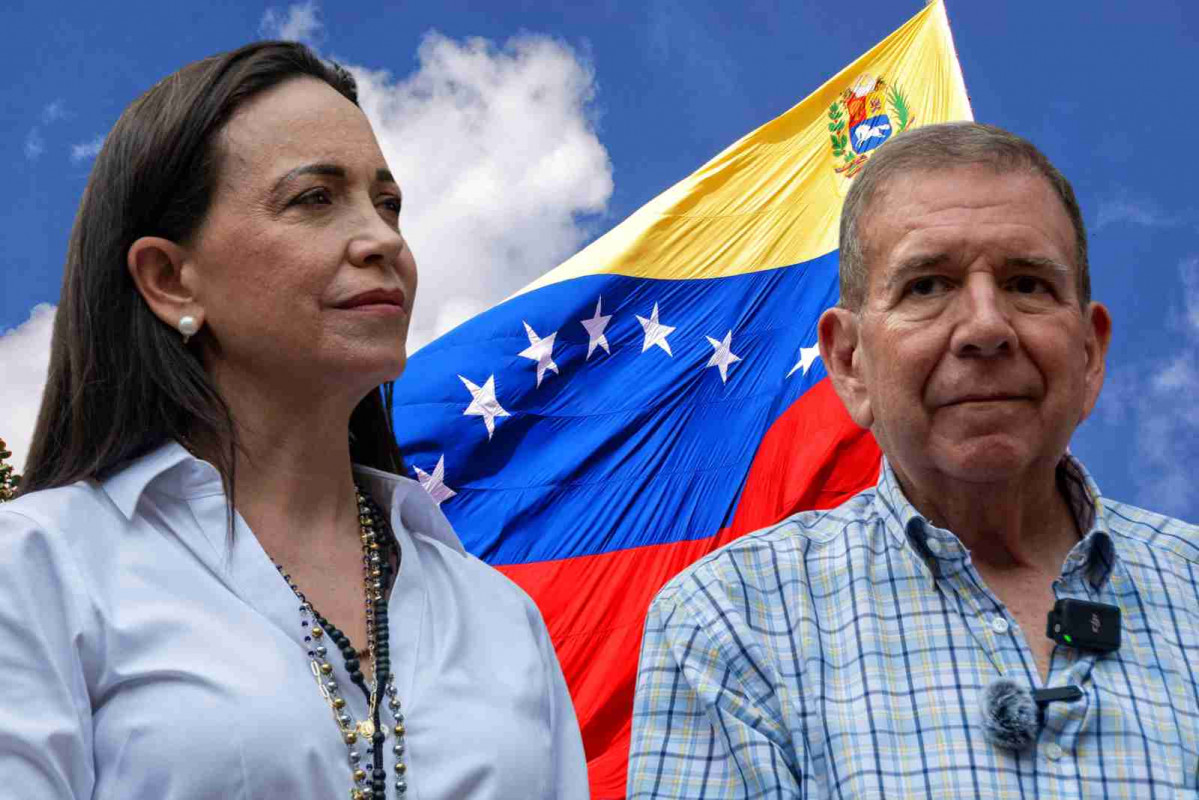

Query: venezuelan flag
393;2;972;795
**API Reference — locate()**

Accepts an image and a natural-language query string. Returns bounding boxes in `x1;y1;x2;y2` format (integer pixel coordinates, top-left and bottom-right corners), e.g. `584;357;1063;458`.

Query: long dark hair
18;41;406;543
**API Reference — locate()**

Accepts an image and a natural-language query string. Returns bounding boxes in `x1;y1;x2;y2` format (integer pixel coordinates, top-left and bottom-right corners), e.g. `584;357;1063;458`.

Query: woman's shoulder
415;530;541;613
0;480;130;615
2;440;201;536
0;479;120;540
0;483;105;631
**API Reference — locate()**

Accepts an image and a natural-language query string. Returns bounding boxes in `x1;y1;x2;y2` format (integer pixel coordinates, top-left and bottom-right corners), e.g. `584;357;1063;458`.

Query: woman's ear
818;306;873;429
127;236;203;333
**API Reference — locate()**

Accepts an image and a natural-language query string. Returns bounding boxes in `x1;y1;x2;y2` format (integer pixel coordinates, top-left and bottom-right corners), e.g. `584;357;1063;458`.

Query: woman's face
185;77;417;403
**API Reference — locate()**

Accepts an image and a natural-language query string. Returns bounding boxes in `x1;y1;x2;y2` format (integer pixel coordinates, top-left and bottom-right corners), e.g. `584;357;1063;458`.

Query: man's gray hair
838;121;1090;310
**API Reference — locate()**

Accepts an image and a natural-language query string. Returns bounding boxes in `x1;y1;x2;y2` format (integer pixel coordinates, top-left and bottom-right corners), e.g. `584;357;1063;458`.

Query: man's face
822;166;1111;486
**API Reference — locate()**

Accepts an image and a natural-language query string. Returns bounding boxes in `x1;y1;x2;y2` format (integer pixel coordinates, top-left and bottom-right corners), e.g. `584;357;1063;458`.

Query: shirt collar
1055;454;1115;590
872;452;1116;589
101;439;200;520
352;463;467;556
100;439;467;557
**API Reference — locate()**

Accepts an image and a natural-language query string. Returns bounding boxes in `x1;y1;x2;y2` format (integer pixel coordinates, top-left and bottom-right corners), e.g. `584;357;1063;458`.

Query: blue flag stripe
394;251;840;564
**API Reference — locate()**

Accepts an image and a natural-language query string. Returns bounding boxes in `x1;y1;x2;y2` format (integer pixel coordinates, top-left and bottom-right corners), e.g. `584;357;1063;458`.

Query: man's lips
940;394;1031;407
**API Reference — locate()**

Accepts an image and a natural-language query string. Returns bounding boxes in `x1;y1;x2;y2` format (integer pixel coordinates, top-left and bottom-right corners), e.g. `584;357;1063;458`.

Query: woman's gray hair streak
837;121;1090;310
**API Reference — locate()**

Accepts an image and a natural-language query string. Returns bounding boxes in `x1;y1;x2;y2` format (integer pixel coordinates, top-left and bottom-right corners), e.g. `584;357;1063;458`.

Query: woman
0;42;589;799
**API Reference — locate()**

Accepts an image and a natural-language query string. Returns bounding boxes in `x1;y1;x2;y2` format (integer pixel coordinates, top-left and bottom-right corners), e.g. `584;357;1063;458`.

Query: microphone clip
1031;685;1083;706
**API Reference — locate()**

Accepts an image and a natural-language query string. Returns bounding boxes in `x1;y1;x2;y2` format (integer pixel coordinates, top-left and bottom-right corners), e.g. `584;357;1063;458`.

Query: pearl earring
178;315;200;345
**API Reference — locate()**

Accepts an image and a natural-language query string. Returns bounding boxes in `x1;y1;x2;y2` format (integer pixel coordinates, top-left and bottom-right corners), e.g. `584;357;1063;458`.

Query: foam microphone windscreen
980;678;1038;750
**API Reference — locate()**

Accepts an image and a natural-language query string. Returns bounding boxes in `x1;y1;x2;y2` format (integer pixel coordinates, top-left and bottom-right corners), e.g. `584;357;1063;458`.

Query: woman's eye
293;188;332;205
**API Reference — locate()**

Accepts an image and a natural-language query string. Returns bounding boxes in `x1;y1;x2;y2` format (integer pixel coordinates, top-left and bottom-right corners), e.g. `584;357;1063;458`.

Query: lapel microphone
980;599;1121;750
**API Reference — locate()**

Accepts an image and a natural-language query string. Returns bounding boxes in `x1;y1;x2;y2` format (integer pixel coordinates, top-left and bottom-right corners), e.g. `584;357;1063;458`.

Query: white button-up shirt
0;441;589;799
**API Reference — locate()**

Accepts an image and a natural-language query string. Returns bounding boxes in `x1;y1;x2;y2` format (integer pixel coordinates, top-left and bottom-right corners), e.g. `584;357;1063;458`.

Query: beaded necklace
270;484;408;798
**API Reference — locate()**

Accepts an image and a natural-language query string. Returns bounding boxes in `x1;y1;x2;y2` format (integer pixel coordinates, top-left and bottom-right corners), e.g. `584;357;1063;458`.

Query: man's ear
1078;301;1112;423
818;306;873;428
127;236;203;332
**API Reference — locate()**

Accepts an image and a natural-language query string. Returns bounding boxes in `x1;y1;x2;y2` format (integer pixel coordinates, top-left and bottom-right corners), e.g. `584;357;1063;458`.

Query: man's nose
950;276;1017;358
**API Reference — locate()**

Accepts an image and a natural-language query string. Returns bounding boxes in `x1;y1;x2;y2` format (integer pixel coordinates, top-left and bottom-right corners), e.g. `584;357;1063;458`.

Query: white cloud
24;128;44;161
346;32;613;351
1094;190;1197;232
41;100;66;124
70;134;105;164
1112;256;1199;519
259;0;323;46
0;304;56;475
23;101;70;163
1095;196;1175;230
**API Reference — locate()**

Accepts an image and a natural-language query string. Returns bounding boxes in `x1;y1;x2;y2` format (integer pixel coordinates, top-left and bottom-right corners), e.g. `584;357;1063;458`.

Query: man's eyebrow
883;254;948;292
1005;256;1071;276
377;168;396;185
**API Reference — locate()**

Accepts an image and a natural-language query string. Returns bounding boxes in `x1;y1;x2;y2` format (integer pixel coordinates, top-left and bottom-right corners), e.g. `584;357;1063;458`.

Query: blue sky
2;0;1196;521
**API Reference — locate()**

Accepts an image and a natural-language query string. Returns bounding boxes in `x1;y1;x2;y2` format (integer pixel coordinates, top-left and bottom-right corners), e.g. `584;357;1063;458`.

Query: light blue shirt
0;441;589;799
628;454;1199;798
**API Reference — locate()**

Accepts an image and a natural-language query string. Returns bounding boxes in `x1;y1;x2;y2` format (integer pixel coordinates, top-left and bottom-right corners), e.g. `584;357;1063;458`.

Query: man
627;122;1199;798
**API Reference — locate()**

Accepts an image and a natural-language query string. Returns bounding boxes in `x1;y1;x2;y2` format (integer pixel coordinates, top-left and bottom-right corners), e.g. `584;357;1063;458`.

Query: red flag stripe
498;377;881;797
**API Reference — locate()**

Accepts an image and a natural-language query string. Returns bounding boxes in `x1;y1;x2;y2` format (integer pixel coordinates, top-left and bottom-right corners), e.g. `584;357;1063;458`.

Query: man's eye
1010;275;1047;294
908;276;948;296
379;197;402;215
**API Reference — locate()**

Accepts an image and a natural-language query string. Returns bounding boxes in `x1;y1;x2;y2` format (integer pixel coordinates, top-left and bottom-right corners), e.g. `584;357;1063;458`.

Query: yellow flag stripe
512;0;972;299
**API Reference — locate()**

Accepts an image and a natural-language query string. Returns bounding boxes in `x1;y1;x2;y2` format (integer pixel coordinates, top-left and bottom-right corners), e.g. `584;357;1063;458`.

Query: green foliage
828;102;851;159
888;86;912;132
0;437;21;502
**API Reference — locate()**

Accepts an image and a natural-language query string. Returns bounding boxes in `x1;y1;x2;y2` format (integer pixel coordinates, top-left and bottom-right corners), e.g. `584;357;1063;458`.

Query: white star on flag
413;455;457;506
787;343;821;378
458;374;509;439
636;302;676;356
580;297;612;360
518;321;559;387
705;330;743;384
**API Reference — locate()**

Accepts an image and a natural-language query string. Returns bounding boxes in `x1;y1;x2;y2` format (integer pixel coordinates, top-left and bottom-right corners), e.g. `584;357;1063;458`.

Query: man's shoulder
1101;497;1199;565
653;487;883;609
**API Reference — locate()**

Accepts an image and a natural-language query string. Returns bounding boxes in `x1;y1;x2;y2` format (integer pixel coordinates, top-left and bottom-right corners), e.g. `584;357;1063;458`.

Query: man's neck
890;458;1081;574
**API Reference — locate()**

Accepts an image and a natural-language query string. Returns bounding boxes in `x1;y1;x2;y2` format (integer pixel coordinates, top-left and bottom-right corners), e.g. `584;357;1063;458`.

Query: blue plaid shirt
628;455;1199;798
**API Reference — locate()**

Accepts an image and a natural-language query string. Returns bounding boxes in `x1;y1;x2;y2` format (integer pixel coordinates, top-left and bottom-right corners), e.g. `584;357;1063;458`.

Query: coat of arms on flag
393;1;972;795
830;73;916;179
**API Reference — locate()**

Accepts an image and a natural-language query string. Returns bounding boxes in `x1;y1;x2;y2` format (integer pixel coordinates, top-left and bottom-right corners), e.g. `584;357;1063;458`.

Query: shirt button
990;616;1010;635
1045;743;1064;761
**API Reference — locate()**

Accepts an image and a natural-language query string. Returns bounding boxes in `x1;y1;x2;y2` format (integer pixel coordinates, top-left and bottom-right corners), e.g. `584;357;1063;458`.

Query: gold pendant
357;719;375;738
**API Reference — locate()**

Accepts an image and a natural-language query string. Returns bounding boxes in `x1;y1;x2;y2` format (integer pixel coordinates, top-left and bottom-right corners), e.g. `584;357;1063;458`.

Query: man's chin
929;437;1039;485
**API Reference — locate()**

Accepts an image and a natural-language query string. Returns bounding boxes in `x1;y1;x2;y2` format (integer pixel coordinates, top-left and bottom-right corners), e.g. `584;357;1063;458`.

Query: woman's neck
188;372;364;561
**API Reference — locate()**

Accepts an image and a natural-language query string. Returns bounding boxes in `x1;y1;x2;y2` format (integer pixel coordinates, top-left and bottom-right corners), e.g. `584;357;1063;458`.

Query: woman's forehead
219;78;383;177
